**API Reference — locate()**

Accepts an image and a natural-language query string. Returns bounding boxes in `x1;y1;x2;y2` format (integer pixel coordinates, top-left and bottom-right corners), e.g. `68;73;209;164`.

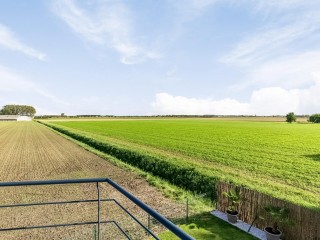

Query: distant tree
286;112;296;123
308;114;320;123
0;104;36;117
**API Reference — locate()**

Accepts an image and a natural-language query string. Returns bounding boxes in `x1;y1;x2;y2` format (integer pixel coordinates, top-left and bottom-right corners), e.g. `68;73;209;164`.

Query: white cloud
231;51;320;91
0;65;33;92
152;83;320;115
250;87;299;115
168;0;218;28
0;24;46;61
171;0;217;13
151;93;252;115
222;11;320;65
52;0;158;64
250;83;320;115
252;0;318;12
221;0;320;66
251;51;320;87
0;65;70;107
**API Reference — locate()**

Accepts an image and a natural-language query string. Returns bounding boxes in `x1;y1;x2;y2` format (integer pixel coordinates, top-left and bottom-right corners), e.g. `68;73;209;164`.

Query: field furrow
0;122;187;239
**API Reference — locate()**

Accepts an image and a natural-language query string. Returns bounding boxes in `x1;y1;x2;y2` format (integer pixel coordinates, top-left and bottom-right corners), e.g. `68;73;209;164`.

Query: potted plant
223;188;241;223
262;205;291;240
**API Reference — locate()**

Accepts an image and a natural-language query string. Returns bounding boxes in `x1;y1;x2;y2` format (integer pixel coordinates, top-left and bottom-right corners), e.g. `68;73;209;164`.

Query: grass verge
158;212;258;240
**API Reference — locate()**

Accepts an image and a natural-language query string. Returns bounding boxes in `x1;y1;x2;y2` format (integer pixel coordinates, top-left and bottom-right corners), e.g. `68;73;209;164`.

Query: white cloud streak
0;24;46;61
52;0;158;64
231;51;320;92
171;0;217;15
252;0;318;12
222;11;320;65
0;65;70;106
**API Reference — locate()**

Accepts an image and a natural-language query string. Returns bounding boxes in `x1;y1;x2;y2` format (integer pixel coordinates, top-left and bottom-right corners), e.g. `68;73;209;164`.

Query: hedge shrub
309;114;320;123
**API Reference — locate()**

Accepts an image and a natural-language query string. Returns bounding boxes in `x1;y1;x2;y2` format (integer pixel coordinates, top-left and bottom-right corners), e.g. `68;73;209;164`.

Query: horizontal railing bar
0;178;194;240
0;198;158;239
0;220;113;232
106;178;195;240
0;178;108;187
0;198;112;209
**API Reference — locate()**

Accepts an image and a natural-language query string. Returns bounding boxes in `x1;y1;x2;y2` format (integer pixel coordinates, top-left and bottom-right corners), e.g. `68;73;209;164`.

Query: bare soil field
0;122;185;239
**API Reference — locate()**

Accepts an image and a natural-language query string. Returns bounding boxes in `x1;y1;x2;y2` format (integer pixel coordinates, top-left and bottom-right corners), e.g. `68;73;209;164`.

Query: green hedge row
308;114;320;123
41;122;217;200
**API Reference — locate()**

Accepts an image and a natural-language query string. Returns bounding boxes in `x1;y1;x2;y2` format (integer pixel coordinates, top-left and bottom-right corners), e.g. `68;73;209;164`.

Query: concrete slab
211;210;268;240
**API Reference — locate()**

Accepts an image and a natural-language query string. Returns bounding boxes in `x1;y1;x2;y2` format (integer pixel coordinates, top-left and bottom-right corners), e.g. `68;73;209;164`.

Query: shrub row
40;122;217;200
308;114;320;123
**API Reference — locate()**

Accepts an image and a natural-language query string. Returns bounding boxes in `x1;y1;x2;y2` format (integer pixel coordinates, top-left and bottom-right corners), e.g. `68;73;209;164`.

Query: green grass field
46;119;320;210
158;212;257;240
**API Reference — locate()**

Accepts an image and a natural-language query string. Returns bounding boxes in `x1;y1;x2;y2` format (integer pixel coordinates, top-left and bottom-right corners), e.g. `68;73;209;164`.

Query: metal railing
0;178;194;240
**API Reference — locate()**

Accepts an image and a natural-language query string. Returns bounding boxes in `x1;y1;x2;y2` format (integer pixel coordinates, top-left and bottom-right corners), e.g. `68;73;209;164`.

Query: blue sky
0;0;320;116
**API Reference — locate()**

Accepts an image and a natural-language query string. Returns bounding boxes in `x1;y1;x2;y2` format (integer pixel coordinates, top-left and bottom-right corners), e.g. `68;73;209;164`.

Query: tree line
0;104;36;117
286;112;320;123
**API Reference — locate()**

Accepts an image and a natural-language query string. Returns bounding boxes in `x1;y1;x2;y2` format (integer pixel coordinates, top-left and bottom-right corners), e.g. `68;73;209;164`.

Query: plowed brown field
0;122;184;239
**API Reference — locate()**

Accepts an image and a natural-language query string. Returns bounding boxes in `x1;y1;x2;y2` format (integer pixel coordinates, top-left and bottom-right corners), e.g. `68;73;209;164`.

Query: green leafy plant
262;205;291;234
286;112;296;123
223;188;241;214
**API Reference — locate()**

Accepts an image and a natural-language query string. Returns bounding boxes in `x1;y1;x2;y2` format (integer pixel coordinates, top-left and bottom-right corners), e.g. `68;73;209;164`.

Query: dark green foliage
0;104;36;116
308;114;320;123
262;205;291;233
286;112;296;123
223;188;241;213
40;122;217;200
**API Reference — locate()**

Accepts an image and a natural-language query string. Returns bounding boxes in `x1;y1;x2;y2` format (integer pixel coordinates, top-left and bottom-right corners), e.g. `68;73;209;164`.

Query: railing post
147;214;151;235
96;182;101;240
186;197;189;222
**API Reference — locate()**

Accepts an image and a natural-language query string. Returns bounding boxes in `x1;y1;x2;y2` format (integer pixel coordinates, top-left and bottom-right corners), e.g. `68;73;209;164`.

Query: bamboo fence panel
216;182;320;240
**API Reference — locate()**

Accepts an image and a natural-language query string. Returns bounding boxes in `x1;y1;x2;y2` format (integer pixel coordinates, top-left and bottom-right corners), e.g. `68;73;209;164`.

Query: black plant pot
226;210;238;224
264;226;281;240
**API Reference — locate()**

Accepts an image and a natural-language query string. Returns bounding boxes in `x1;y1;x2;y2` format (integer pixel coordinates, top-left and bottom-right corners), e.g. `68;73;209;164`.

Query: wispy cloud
0;24;46;61
170;0;217;16
252;0;318;12
0;65;70;106
52;0;159;64
249;51;320;88
221;10;320;65
231;51;320;92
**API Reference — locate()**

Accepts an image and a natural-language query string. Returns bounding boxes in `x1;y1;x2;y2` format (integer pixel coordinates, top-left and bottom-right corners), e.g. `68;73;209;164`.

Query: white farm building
0;115;32;121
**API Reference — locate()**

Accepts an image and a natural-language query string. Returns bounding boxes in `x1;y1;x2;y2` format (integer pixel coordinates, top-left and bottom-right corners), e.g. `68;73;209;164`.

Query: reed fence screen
216;182;320;240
